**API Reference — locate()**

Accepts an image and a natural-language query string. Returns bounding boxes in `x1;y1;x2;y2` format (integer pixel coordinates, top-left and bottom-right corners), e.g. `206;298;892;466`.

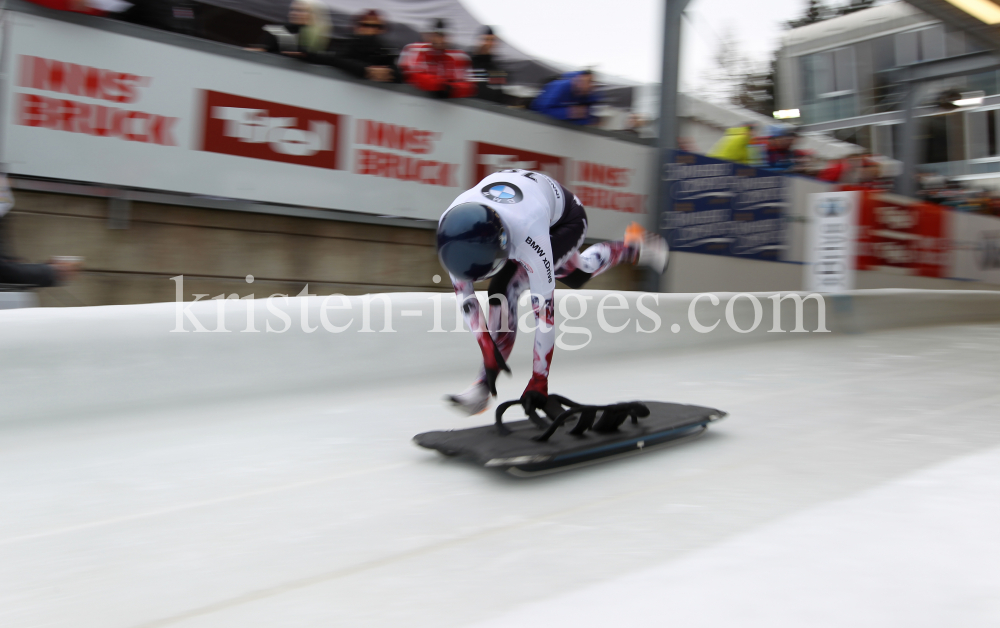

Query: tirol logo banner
855;191;948;278
200;90;342;170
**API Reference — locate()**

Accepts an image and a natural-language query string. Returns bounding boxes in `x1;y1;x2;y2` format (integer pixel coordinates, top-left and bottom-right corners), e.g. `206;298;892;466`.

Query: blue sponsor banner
661;151;787;261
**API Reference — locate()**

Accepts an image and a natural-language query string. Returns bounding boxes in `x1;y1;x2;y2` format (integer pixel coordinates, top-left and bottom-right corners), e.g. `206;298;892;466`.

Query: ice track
1;293;999;627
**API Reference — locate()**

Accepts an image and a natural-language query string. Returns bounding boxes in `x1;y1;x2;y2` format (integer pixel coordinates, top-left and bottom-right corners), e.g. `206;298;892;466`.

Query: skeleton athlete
437;169;668;415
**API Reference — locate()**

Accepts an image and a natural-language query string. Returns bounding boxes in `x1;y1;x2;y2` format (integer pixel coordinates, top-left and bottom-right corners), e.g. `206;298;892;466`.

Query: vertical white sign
804;191;859;293
948;211;1000;285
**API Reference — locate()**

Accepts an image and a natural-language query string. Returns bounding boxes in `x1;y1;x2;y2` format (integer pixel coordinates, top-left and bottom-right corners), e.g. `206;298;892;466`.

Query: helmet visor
482;251;509;279
437;204;509;281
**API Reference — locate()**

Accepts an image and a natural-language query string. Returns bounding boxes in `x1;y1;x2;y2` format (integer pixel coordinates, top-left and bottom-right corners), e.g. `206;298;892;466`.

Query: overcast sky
461;0;808;92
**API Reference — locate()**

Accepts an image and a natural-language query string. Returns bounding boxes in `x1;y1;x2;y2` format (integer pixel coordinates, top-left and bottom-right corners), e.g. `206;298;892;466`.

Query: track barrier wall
1;4;650;240
1;289;998;423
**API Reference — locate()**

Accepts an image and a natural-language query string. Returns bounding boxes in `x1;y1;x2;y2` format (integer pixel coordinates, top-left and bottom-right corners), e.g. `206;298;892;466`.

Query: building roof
781;1;934;54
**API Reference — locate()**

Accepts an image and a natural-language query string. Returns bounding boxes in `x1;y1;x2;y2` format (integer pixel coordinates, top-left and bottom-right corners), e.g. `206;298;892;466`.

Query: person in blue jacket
530;70;600;125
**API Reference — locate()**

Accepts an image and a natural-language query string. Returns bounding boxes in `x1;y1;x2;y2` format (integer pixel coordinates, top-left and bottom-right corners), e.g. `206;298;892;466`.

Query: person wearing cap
329;9;398;83
765;127;799;171
398;18;476;99
469;26;509;104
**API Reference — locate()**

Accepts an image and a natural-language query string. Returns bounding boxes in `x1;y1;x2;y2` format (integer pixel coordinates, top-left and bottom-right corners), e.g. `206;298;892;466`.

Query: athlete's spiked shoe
625;222;669;273
446;380;491;416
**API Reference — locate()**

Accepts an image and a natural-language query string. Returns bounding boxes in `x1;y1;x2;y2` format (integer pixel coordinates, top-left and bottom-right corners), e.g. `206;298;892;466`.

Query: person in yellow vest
707;122;757;165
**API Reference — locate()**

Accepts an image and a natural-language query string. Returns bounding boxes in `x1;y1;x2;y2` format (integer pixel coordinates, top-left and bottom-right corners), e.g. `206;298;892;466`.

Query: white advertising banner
1;12;652;239
948;211;1000;285
804;191;859;293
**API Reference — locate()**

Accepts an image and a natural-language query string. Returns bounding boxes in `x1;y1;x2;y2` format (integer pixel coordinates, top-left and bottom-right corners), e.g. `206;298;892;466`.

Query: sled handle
532;401;650;442
495;394;648;441
494;399;521;436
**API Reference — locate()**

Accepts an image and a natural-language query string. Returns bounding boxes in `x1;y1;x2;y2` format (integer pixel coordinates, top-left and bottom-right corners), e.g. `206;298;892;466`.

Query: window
871;36;896;73
920;113;965;164
873;124;897;158
895;26;945;66
800;47;859;123
808;47;857;97
967;70;999;97
967;109;1000;159
923;116;949;164
832;126;872;151
920;26;946;61
990;113;997;157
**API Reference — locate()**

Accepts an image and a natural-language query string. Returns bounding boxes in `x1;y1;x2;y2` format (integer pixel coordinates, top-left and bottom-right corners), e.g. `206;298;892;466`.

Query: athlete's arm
517;228;556;398
451;276;510;394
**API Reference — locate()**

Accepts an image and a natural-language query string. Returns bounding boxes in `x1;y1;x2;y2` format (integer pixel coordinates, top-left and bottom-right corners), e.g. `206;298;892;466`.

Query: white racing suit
443;169;636;398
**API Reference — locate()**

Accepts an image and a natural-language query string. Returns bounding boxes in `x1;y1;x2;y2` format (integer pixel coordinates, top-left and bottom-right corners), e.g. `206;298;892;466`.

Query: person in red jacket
398;18;476;99
23;0;103;15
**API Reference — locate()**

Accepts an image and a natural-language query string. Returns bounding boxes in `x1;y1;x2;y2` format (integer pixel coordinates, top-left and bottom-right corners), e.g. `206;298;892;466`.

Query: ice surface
1;322;998;627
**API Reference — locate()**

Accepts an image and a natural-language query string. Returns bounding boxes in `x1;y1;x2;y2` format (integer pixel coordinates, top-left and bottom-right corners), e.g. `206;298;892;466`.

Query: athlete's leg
556;243;638;289
551;189;638;289
449;260;529;414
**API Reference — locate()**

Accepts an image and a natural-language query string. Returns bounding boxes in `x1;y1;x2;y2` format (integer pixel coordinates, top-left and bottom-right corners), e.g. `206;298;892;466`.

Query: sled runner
414;393;727;476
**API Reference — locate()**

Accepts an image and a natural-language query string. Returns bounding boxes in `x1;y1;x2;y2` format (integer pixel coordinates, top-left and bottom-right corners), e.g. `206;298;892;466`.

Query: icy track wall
1;289;998;423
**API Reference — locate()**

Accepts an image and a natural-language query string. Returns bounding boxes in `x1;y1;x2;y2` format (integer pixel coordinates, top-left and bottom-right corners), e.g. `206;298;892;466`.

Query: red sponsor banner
15;55;177;146
570;160;646;214
855;189;949;277
471;141;566;186
353;119;457;187
200;90;342;170
18;55;148;104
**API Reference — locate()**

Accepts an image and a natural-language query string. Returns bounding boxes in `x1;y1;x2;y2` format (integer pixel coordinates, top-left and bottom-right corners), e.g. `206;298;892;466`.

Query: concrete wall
7;187;995;308
5;189;641;306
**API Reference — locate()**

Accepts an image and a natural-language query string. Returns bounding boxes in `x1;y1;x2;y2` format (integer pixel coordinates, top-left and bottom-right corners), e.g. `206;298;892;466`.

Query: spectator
24;0;104;16
249;0;331;59
765;127;799;171
469;26;509;104
398;19;476;99
0;177;80;288
329;10;397;83
530;70;600;125
677;136;698;153
622;112;647;137
119;0;199;37
817;151;874;184
707;122;756;164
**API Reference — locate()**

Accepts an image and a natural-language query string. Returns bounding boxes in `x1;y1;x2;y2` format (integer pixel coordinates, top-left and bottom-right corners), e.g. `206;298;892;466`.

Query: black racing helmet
437;202;509;281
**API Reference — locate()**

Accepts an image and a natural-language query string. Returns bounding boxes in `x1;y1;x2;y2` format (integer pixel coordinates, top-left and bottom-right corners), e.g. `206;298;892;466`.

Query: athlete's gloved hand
522;373;548;399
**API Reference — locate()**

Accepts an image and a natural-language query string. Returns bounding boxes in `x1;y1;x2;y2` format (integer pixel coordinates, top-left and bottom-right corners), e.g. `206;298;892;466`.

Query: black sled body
414;397;727;477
